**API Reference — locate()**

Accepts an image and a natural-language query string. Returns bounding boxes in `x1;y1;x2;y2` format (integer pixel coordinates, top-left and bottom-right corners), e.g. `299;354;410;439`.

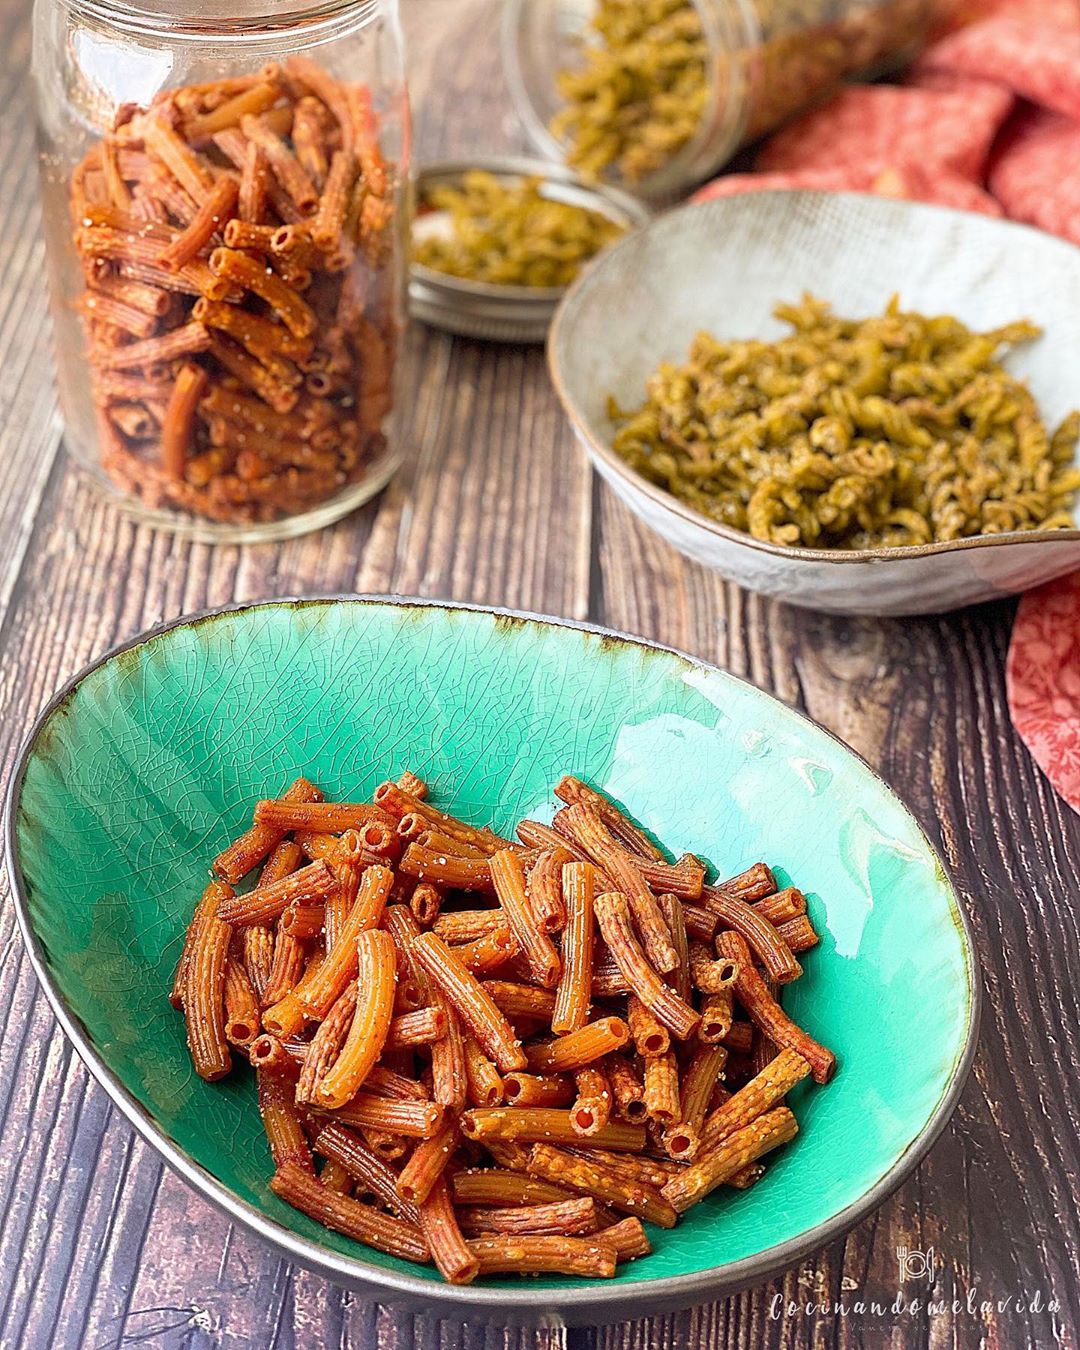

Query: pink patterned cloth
915;20;1080;121
692;0;1080;247
988;107;1080;245
1007;573;1080;814
755;81;1013;180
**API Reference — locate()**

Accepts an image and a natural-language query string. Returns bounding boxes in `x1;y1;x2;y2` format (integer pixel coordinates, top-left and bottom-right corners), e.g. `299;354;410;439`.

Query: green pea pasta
550;0;708;184
609;295;1080;550
413;172;624;288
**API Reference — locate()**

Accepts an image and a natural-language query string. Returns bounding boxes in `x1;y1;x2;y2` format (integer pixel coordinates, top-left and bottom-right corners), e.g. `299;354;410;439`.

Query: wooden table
1;1;1078;1345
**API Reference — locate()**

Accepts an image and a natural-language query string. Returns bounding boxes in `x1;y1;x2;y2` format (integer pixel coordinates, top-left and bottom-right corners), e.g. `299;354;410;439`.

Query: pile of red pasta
71;57;396;524
172;771;836;1283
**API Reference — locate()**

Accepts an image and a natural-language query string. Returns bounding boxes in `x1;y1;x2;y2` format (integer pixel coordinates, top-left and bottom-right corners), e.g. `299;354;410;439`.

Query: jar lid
408;156;651;344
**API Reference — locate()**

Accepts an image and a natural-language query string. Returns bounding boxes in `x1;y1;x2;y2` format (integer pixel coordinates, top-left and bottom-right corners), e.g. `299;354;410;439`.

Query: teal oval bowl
4;598;978;1320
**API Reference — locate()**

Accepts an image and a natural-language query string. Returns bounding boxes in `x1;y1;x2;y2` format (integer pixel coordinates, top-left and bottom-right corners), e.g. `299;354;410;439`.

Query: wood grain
0;0;1077;1346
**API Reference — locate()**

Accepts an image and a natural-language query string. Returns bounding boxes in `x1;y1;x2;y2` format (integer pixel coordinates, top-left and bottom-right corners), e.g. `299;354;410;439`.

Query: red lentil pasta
171;768;836;1282
71;59;398;525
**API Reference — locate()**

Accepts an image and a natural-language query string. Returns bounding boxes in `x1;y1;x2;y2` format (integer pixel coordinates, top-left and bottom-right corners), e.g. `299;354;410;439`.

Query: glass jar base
66;445;403;545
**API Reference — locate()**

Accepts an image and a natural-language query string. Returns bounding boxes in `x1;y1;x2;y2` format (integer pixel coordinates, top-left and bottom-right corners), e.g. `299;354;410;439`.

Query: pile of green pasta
551;0;708;183
610;295;1080;550
413;172;623;288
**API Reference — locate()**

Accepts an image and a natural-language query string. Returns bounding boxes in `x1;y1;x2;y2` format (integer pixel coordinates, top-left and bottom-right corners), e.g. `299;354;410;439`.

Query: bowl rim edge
3;592;982;1312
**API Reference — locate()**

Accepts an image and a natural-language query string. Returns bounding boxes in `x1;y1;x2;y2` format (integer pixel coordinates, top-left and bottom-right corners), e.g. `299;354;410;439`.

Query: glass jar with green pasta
503;0;948;198
608;296;1080;550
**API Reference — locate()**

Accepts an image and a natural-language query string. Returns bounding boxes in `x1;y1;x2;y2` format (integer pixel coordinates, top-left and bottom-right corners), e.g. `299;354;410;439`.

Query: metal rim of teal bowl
3;594;981;1316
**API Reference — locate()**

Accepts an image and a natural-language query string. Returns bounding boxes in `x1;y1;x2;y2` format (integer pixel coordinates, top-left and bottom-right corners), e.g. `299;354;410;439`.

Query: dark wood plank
0;0;1077;1346
0;4;62;622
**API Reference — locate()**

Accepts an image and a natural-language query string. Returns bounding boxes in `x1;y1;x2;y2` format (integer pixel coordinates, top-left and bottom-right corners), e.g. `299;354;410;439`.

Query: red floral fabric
1007;572;1080;814
916;20;1080;121
988;107;1080;245
756;82;1013;180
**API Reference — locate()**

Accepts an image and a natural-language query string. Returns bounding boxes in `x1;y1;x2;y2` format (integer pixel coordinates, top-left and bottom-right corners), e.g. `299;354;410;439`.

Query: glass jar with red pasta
33;0;408;540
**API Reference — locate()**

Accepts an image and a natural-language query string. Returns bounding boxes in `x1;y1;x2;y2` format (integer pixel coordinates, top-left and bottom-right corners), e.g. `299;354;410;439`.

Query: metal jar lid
408;156;651;344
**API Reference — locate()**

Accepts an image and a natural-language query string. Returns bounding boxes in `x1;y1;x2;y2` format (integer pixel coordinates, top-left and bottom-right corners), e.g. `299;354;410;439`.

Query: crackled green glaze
11;600;974;1291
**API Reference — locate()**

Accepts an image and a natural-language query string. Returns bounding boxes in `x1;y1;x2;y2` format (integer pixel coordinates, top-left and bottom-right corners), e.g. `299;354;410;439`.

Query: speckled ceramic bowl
549;191;1080;616
5;597;978;1322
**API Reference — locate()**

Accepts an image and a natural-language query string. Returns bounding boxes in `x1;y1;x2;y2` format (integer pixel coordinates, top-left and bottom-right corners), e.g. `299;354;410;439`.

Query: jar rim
59;0;382;41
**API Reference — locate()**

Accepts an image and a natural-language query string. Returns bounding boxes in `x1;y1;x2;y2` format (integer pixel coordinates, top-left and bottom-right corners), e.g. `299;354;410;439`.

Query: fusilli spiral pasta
610;295;1080;550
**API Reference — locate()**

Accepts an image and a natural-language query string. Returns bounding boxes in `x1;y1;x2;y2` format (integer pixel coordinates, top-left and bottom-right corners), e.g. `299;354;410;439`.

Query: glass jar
503;0;947;201
33;0;409;541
